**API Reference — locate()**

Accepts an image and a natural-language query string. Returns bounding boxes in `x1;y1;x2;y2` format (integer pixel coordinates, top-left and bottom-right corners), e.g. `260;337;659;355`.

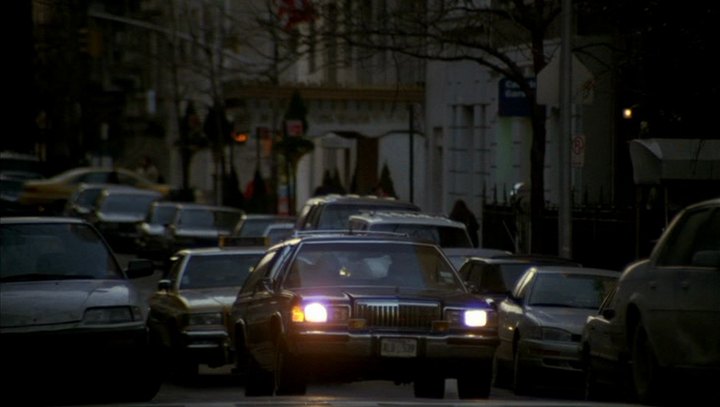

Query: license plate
380;338;417;357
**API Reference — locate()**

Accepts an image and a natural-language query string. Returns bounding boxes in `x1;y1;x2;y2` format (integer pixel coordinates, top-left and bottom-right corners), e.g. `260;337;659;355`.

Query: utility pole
558;0;573;259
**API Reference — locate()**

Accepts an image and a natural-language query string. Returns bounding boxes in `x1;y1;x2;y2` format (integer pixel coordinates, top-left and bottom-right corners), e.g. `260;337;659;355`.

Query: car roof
531;265;619;277
100;187;162;197
349;210;466;228
467;253;582;266
1;216;88;225
280;230;438;246
241;213;295;220
304;194;421;208
176;202;243;212
175;246;267;256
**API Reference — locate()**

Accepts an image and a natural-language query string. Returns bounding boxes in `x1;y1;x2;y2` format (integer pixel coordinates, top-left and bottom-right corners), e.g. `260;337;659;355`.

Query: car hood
179;287;240;309
290;286;485;307
0;280;139;329
525;306;597;334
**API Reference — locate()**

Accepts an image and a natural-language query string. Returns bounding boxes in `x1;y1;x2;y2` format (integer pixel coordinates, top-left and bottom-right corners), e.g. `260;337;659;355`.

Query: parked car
63;182;135;220
135;200;182;261
263;222;295;245
442;247;512;270
495;266;618;395
232;213;296;237
147;246;266;379
0;170;44;215
458;254;583;304
295;194;421;230
86;187;163;252
0;217;162;403
164;204;245;256
348;210;474;248
581;198;720;404
17;166;171;214
230;232;499;398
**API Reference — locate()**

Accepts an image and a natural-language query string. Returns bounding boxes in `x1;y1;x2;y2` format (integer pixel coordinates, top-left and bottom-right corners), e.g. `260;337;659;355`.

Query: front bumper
180;329;232;366
287;330;498;379
517;338;584;373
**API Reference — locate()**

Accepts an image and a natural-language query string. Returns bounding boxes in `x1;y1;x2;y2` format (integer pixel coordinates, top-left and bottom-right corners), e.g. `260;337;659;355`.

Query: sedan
0;217;162;404
86;187;163;252
230;233;499;399
147;246;266;379
164;203;245;256
495;266;618;395
581;198;720;404
458;254;582;305
17;166;171;214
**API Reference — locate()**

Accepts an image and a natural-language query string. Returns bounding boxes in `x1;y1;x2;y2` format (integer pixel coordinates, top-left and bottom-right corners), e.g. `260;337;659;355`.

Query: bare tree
271;0;565;252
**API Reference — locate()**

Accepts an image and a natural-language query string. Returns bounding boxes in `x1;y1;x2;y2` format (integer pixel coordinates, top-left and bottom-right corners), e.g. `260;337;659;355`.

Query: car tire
632;322;664;404
414;373;445;398
513;344;532;395
245;354;274;396
457;360;492;399
584;354;604;401
274;341;307;395
492;352;511;388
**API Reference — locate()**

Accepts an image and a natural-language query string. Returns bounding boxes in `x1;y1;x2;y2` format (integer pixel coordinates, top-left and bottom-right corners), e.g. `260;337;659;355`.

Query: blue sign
498;78;536;117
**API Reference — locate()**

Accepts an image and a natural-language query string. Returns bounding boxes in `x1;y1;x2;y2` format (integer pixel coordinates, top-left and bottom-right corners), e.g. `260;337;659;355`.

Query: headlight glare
464;309;488;327
304;302;328;323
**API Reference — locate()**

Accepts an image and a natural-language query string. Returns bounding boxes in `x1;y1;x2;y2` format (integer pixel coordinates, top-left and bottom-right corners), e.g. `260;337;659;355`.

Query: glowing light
304;302;328;323
464;310;487;327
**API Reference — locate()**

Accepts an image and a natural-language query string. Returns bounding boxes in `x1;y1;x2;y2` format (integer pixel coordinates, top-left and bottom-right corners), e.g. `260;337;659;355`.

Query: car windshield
100;193;157;215
371;224;472;248
527;273;617;309
238;218;276;236
148;205;177;224
0;223;122;282
179;253;263;289
284;241;465;291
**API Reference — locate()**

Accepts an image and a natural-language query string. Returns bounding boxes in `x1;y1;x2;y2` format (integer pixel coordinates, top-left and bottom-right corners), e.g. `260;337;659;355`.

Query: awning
629;138;720;184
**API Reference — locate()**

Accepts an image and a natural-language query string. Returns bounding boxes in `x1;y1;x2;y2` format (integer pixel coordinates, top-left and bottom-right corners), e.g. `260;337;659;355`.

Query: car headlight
526;326;574;342
445;308;489;328
83;306;141;324
188;312;223;326
292;302;349;323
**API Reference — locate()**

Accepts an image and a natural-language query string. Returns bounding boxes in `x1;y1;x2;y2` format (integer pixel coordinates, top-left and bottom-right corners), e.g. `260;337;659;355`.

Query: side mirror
601;308;616;320
125;259;154;279
157;279;171;291
260;277;275;293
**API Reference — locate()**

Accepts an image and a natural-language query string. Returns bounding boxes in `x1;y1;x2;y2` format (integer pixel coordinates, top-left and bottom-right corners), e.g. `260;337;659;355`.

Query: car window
179;253;263;289
283;242;464;291
656;207;720;267
240;249;279;294
0;223;122;281
179;208;214;227
527;273;617;309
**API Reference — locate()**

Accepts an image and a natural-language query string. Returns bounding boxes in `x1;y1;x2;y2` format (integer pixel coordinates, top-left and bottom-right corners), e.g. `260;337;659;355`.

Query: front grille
354;301;441;329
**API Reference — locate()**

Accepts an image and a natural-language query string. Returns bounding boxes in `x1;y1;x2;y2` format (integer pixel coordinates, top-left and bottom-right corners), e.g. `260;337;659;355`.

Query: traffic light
232;131;249;144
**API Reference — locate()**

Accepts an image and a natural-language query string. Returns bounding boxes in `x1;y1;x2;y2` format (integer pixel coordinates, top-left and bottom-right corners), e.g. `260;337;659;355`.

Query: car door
496;268;536;363
232;247;288;369
644;204;720;367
